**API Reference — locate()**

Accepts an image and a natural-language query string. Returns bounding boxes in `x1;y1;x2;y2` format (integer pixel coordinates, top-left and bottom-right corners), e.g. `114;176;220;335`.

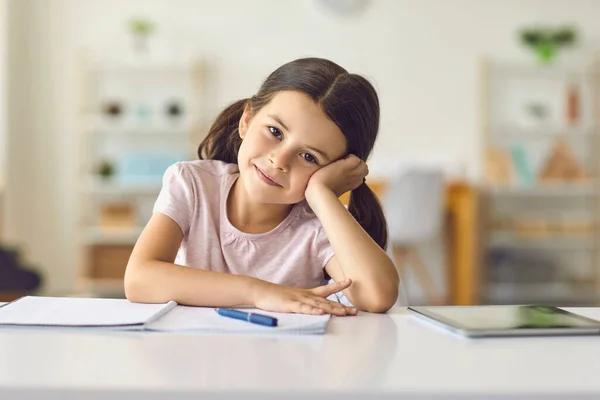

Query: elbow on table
123;263;153;303
355;284;399;314
124;268;142;303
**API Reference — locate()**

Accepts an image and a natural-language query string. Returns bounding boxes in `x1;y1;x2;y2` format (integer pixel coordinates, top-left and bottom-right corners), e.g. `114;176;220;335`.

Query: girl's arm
125;213;356;316
305;157;399;313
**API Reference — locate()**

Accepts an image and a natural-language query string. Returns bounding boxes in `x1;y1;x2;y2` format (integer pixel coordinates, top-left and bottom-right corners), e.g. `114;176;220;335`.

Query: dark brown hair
198;58;388;249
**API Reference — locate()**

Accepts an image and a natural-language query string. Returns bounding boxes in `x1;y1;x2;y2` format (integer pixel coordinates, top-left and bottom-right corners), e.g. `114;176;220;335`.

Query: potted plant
97;160;116;181
128;17;156;54
519;25;577;64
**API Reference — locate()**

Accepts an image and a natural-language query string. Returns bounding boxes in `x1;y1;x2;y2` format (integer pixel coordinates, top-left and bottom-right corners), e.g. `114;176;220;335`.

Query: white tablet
408;305;600;338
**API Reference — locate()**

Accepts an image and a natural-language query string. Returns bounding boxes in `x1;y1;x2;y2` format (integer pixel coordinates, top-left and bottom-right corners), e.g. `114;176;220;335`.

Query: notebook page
0;296;176;327
147;306;331;334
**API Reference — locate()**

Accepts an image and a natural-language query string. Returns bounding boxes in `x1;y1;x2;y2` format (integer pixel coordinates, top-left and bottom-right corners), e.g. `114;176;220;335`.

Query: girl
125;57;399;315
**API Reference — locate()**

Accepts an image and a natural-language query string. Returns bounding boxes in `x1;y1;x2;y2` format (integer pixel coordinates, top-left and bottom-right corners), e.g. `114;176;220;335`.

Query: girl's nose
268;146;292;172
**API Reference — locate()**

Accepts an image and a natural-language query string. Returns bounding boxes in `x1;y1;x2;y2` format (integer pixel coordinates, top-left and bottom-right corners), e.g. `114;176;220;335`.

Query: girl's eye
301;153;318;164
268;126;282;140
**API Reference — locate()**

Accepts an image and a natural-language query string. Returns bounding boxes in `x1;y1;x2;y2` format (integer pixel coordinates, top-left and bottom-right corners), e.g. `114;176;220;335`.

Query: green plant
519;25;578;64
97;160;115;180
128;17;156;37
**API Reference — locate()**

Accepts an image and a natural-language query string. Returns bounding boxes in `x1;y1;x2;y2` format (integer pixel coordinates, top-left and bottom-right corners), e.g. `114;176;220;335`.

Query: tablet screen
417;305;600;330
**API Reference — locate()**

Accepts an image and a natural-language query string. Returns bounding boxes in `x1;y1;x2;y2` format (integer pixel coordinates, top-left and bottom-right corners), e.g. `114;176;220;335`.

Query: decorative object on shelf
102;100;124;119
128;17;156;55
165;100;184;120
485;147;514;185
134;103;152;124
89;245;134;281
537;139;589;183
509;144;535;187
99;202;136;229
523;102;549;127
518;25;578;64
117;151;187;183
565;83;580;125
97;160;116;180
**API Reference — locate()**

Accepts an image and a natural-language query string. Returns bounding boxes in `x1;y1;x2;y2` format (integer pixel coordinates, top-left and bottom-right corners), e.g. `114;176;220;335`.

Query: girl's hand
252;279;358;316
306;154;368;198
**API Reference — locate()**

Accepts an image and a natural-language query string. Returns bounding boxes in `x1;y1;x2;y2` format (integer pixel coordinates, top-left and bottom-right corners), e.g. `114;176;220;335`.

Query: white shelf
488;231;597;250
82;226;144;245
82;114;192;135
486;281;598;305
485;183;600;196
84;59;196;73
76;52;201;299
89;127;189;137
490;61;600;79
481;56;600;305
83;178;162;195
489;125;598;139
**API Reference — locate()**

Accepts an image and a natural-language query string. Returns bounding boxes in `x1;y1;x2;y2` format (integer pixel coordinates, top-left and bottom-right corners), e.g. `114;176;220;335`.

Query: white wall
62;0;600;178
6;0;76;294
6;0;600;296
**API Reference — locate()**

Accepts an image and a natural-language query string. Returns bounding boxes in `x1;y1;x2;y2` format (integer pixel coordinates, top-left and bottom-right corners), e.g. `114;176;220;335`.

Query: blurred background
2;0;600;307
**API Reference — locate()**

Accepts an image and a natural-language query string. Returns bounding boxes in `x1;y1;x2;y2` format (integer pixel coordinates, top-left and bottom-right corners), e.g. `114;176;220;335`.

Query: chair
382;168;446;305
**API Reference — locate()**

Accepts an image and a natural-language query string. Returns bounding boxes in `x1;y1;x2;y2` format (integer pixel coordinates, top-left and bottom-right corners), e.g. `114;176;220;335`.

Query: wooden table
340;180;479;305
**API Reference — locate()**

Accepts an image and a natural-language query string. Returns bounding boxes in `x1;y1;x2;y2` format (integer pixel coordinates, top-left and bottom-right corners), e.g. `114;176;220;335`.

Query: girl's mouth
255;165;282;187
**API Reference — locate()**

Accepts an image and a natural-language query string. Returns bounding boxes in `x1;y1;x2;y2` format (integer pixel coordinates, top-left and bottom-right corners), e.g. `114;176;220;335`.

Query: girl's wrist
305;182;336;207
247;276;271;306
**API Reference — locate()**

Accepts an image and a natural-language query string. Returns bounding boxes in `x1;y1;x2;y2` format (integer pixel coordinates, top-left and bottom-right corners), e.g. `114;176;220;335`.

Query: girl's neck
226;176;294;234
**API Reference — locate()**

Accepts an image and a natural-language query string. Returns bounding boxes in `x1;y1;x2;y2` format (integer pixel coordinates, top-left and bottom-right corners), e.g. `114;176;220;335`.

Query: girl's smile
254;165;283;187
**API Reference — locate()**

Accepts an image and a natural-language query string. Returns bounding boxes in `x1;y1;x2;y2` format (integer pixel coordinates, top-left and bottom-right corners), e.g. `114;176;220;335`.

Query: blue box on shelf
116;151;188;183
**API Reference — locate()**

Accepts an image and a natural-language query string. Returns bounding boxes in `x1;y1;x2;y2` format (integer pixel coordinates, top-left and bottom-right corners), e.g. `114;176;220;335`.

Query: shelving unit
480;57;600;306
76;53;203;297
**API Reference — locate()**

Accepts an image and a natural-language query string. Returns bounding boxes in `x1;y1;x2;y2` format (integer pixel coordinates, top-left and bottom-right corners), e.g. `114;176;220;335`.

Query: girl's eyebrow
268;114;290;132
267;114;332;162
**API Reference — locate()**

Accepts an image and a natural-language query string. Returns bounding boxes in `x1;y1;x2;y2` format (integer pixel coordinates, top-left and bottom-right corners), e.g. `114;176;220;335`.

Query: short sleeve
315;227;335;269
153;163;197;236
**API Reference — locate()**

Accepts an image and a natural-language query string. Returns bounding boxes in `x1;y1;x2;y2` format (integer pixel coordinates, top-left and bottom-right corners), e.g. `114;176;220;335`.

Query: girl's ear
238;104;252;139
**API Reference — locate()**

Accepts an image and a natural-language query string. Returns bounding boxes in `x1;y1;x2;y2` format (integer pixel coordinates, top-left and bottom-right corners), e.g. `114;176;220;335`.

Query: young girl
125;57;399;315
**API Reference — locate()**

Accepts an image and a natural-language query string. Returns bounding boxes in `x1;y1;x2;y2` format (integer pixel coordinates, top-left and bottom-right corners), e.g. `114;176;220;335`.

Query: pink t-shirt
152;160;335;289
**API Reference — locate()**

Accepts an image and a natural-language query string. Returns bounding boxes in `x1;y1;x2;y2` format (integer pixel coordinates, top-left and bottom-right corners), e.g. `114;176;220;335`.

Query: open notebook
0;296;331;335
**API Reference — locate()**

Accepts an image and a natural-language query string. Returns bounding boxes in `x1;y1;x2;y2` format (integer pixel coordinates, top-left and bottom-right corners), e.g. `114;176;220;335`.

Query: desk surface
1;306;600;400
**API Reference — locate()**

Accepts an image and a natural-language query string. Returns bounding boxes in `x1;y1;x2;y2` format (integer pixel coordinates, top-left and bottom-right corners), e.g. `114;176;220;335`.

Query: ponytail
347;183;388;250
197;99;248;163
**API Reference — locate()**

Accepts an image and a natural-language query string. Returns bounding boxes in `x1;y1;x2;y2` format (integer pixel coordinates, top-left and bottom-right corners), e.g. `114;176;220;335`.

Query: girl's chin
244;187;303;205
238;171;306;204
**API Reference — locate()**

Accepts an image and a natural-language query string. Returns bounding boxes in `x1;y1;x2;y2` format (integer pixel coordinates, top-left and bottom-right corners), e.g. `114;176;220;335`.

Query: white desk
1;305;600;400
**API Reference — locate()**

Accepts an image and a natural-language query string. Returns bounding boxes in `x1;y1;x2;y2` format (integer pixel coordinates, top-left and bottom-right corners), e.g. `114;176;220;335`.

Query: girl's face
237;90;347;204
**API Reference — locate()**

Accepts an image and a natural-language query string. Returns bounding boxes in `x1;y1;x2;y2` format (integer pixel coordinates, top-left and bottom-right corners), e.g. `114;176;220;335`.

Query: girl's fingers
292;301;325;315
301;296;349;316
311;279;352;297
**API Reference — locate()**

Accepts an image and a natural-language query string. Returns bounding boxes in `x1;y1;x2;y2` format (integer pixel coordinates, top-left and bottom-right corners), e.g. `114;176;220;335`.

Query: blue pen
216;308;278;327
